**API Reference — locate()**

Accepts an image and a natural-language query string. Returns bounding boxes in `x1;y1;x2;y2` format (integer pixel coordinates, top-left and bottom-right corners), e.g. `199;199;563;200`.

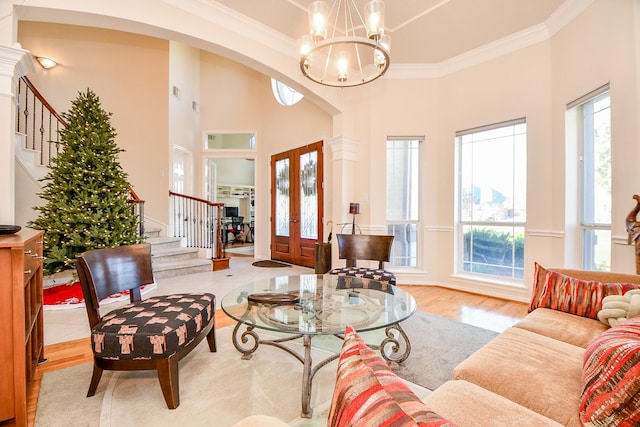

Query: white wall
17;22;170;226
549;0;640;273
169;41;201;198
4;0;640;302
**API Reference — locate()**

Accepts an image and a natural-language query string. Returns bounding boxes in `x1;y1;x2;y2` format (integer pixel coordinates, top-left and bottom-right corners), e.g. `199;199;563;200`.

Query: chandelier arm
354;42;364;78
321;43;334;83
349;0;367;33
331;0;342;39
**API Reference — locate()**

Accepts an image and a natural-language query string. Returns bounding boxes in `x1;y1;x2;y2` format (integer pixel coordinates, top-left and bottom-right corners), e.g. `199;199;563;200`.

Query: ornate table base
230;321;411;418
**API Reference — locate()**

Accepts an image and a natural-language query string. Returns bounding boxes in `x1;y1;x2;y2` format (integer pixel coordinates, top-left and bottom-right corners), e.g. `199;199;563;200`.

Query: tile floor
43;256;313;345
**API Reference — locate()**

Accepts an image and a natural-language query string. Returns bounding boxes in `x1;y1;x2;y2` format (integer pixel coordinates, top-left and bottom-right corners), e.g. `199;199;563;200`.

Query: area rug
252;260;292;268
43;282;157;310
387;311;498;390
35;312;497;426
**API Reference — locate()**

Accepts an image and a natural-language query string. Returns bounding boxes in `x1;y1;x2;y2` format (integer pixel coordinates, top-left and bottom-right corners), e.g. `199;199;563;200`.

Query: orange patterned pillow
328;325;456;427
529;263;640;319
580;316;640;425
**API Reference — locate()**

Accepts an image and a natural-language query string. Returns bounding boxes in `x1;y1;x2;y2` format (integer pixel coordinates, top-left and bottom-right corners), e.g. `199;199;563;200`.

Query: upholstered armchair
75;243;216;409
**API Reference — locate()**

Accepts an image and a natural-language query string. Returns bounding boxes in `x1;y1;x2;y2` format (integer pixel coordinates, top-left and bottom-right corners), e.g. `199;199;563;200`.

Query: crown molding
385;0;595;80
164;0;296;59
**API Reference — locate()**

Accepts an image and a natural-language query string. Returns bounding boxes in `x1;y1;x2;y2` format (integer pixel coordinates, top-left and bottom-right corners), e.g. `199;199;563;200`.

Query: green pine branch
29;89;140;276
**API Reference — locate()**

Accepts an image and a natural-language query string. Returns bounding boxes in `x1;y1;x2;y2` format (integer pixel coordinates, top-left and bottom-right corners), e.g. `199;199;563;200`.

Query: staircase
145;228;213;279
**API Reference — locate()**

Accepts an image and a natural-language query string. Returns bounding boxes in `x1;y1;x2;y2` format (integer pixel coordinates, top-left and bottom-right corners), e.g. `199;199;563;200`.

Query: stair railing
128;188;145;238
16;76;65;167
168;191;225;260
15;76;145;238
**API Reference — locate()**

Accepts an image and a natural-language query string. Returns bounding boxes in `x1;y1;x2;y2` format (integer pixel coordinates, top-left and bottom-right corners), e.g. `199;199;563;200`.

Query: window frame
455;118;527;282
572;86;611;271
386;137;423;269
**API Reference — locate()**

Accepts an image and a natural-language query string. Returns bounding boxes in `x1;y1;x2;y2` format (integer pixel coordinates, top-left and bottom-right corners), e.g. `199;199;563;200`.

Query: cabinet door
0;249;16;421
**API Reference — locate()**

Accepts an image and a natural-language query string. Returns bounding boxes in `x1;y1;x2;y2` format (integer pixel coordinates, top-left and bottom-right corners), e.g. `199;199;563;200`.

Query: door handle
290;219;298;223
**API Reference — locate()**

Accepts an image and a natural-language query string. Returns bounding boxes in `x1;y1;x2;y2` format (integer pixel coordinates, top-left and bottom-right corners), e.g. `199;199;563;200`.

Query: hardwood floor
26;285;528;426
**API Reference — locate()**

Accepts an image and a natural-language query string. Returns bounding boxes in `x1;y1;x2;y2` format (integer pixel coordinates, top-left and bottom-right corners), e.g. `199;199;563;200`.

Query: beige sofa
232;266;640;426
423;267;640;426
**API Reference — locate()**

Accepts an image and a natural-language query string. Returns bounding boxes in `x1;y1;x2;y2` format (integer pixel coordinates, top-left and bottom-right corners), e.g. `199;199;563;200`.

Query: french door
270;141;323;267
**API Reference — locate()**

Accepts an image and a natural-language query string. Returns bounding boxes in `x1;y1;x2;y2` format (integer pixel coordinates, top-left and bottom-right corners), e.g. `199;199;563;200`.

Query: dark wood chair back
336;234;394;269
76;243;154;328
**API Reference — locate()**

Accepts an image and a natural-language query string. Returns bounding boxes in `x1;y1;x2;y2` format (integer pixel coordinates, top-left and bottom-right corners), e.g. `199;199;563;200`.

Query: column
0;44;36;224
326;135;359;235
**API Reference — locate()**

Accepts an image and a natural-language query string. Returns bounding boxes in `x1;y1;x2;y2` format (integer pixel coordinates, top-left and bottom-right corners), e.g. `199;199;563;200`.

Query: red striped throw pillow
580;315;640;426
529;263;640;319
327;325;456;427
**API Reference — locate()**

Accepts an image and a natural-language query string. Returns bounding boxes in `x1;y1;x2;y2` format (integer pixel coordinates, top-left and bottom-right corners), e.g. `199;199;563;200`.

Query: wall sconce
35;56;58;70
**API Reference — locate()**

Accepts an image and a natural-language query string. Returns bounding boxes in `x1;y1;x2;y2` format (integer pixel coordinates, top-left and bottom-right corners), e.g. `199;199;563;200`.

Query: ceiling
213;0;567;65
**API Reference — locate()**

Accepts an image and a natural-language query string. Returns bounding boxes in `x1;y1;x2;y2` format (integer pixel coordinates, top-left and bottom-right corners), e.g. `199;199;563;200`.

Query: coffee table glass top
221;274;416;335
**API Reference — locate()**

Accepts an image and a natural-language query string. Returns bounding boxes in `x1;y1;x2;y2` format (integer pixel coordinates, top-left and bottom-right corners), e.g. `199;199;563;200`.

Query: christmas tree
29;89;140;275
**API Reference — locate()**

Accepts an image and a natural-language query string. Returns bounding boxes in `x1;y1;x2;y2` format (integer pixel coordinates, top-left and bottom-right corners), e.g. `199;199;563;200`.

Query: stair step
152;247;200;263
152;258;212;279
144;227;161;238
146;236;182;252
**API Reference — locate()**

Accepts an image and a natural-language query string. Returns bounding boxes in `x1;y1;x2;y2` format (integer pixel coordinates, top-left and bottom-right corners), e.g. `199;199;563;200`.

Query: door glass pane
275;158;290;236
300;151;318;239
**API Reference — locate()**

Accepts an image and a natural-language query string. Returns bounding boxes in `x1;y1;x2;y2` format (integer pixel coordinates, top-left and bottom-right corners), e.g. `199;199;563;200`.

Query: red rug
43;281;156;310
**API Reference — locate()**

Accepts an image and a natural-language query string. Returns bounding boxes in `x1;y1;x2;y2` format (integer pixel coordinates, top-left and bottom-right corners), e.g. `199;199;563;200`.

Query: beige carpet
35;327;339;427
35;313;494;426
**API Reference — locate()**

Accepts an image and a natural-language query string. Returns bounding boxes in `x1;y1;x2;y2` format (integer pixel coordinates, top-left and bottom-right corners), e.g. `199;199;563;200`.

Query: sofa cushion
91;293;214;359
452;327;584;427
328;325;455;427
580;315;640;426
423;380;564;427
329;267;397;285
529;263;640;320
514;308;608;348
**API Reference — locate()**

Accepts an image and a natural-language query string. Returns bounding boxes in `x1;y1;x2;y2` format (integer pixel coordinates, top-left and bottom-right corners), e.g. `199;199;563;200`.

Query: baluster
31;91;36;151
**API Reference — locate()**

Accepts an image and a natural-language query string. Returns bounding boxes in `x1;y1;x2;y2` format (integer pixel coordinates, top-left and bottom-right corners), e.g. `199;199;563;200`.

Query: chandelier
298;0;390;88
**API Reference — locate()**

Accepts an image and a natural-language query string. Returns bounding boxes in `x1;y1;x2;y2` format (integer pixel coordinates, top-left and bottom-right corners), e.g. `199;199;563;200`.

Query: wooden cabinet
0;229;45;426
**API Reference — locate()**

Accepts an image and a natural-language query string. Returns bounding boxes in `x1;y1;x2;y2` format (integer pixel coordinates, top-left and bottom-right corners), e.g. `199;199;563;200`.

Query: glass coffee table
221;274;416;418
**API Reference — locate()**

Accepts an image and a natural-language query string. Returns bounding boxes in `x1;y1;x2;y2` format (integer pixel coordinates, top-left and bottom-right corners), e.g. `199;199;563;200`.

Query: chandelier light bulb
336;52;349;82
298;35;313;58
308;1;328;42
364;0;385;40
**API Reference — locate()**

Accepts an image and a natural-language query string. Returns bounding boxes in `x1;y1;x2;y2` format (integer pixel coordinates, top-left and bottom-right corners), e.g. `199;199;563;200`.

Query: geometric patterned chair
328;234;396;286
75;243;216;409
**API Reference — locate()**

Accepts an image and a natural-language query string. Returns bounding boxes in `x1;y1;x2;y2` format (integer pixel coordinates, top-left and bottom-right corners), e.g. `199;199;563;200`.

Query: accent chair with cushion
75;243;217;409
328;233;396;285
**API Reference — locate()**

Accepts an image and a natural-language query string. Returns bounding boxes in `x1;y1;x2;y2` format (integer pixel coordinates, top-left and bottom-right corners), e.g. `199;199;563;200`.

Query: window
577;88;611;271
386;138;421;267
271;79;304;106
205;133;255;150
457;119;527;280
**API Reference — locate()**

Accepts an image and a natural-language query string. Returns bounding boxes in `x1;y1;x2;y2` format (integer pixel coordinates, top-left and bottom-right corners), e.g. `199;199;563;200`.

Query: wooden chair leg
157;356;180;409
206;327;217;352
87;364;104;397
